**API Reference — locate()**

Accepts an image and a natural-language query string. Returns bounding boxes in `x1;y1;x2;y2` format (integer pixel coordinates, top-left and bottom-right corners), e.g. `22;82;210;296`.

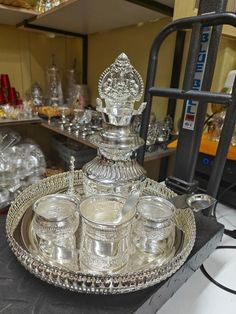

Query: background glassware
31;82;43;107
132;196;176;257
133;114;171;151
0;129;46;209
70;84;90;110
0;187;10;207
231;125;236;146
146;121;158;147
46;55;64;106
0;128;21;152
132;114;141;133
156;121;170;144
32;194;79;265
91;110;103;131
58;106;70;129
66;61;79;107
207;111;236;146
145;128;155;153
164;115;173;134
72;108;84;124
72;109;93;137
79;194;136;274
208;111;225;142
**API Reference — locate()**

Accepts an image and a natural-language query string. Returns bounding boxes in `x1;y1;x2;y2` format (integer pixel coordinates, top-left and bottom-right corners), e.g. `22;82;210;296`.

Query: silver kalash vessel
82;53;147;196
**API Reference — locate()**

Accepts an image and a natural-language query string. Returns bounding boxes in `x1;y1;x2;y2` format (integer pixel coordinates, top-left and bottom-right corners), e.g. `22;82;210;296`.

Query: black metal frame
166;30;186;120
126;0;173;17
173;0;227;186
157;30;186;183
137;11;236;200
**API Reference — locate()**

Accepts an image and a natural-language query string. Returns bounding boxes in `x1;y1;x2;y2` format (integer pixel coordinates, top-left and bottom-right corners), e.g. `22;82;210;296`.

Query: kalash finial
96;53;146;125
82;54;147;196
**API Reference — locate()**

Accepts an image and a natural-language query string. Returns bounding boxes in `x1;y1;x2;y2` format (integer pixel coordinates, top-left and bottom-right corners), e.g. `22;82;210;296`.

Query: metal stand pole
137;1;236;206
173;0;227;185
167;31;186;120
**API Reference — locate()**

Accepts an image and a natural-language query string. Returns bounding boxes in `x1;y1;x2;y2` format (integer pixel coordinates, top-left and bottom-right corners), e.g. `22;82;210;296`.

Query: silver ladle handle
67;156;75;196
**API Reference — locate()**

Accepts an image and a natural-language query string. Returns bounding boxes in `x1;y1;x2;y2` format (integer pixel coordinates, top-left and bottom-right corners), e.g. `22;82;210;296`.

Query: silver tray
6;171;196;295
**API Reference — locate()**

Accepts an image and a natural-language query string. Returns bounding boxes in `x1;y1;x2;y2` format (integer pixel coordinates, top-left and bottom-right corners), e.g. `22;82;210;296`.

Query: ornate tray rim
6;170;196;295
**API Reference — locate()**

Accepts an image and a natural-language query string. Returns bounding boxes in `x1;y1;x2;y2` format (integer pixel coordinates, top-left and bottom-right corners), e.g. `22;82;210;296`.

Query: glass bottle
66;59;78;107
46;54;64;106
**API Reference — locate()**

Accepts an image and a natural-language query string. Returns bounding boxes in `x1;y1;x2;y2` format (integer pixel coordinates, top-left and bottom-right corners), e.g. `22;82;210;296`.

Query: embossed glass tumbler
79;194;136;274
132;196;176;257
32;194;79;264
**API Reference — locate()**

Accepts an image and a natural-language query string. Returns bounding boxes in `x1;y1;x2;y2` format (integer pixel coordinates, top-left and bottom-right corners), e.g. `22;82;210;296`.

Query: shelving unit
22;0;172;35
16;0;174;86
0;117;41;126
41;121;96;149
144;147;175;162
0;4;36;25
0;0;177;181
41;121;176;164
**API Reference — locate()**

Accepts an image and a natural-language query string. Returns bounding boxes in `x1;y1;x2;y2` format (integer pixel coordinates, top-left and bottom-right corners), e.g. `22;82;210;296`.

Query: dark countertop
0;213;223;314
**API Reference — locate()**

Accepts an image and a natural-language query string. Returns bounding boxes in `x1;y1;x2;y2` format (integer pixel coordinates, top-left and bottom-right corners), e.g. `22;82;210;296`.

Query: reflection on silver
6;171;196;294
79;194;136;274
132;196;176;257
32;193;79;267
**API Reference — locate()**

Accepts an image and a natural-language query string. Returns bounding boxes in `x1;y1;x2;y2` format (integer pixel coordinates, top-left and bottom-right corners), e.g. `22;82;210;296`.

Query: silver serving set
57;107;102;139
6;54;197;294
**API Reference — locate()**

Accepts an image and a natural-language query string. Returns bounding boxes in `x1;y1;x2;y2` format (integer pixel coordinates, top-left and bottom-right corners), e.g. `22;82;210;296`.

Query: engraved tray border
6;171;196;295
